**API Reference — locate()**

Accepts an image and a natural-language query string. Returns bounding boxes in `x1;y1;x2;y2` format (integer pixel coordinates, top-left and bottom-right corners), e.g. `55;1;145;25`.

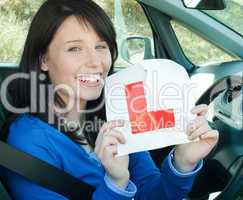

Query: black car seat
0;73;13;199
0;74;10;130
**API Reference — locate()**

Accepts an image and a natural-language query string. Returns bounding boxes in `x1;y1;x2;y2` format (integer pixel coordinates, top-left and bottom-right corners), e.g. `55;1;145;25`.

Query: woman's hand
174;104;219;173
95;120;129;188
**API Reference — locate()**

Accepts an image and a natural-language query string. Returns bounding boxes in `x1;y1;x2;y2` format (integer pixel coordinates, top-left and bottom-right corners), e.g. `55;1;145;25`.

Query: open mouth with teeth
77;73;104;87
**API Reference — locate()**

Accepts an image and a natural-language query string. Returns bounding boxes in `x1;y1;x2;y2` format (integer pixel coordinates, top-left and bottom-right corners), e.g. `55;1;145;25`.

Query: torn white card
105;59;198;156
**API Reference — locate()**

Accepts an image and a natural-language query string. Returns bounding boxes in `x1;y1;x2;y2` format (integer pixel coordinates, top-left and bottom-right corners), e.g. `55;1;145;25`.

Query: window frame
201;0;243;38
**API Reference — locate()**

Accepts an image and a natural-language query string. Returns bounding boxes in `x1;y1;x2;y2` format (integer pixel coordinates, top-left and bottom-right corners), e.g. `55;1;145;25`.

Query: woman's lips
77;73;104;87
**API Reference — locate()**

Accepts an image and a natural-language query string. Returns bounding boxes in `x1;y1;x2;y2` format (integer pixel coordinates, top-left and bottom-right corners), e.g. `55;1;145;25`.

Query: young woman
2;0;219;199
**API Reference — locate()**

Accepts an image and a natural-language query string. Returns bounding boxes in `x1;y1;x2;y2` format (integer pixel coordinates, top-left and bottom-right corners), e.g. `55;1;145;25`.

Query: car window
0;0;154;69
94;0;154;68
203;0;243;37
0;0;44;66
171;20;239;66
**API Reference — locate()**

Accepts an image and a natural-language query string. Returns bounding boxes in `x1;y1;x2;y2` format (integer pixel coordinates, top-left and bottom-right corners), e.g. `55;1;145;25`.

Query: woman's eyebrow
64;39;107;44
64;39;84;44
98;40;107;43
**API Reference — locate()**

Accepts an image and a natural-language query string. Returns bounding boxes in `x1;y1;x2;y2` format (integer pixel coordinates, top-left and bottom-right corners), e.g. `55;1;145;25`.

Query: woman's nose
86;49;101;68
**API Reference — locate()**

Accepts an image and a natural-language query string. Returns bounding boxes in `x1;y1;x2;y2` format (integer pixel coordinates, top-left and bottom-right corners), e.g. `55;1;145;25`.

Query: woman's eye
68;47;82;52
96;45;108;49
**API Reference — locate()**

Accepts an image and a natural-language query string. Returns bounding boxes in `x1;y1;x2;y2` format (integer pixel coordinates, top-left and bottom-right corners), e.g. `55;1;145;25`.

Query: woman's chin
78;91;102;101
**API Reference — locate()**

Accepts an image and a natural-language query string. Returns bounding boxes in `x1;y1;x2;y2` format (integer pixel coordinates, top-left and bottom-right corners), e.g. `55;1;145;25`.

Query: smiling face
41;16;112;108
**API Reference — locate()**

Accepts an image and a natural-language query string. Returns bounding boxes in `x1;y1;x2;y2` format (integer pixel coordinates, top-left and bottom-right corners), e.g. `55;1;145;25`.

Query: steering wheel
194;75;243;200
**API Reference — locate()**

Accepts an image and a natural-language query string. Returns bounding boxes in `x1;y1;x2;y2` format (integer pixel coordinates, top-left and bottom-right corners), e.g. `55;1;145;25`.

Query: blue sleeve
92;175;137;200
167;149;203;177
104;174;136;197
129;150;203;200
5;118;135;200
5;121;68;200
4;116;201;200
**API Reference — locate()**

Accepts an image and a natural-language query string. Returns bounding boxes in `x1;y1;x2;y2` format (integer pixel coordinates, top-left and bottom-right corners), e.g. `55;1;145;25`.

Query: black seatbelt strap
0;141;95;199
0;180;12;200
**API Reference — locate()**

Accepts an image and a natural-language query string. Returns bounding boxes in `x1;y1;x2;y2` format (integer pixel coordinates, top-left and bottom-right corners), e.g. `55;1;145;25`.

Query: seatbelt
0;141;95;200
0;180;11;200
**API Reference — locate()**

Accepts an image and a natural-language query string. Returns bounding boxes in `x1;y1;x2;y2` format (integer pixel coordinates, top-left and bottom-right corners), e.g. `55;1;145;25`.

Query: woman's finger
96;127;126;150
100;120;125;134
103;129;126;144
97;128;125;155
187;116;207;135
200;130;219;147
200;130;219;140
188;124;211;140
96;120;125;146
95;135;118;156
102;145;118;165
191;104;208;116
103;145;118;157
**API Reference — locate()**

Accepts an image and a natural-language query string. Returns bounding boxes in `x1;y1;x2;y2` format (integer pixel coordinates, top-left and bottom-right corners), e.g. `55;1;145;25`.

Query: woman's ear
41;55;49;72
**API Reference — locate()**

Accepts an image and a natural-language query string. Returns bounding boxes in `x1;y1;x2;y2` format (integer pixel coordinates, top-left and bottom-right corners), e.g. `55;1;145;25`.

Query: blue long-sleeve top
2;114;203;199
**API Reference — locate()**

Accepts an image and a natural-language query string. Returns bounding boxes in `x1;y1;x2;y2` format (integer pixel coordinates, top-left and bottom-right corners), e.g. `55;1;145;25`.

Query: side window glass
171;20;239;66
204;0;243;37
95;0;154;68
0;0;154;69
0;1;44;66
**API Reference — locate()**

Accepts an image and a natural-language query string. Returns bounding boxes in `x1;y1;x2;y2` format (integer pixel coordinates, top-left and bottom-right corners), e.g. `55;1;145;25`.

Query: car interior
0;0;242;199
